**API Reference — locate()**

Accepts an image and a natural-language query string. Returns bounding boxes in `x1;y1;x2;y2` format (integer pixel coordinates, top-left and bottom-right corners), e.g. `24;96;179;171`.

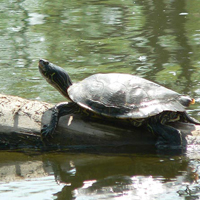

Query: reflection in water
0;176;64;200
136;1;196;94
0;151;200;199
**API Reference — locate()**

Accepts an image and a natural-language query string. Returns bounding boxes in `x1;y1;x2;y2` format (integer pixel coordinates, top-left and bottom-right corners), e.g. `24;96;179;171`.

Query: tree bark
0;94;200;152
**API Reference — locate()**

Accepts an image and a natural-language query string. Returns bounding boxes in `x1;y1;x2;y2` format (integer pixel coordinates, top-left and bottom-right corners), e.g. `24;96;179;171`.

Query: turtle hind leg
41;102;80;138
149;123;183;148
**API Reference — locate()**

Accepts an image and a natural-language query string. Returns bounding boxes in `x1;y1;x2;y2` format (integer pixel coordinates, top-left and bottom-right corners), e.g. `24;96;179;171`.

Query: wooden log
0;94;200;152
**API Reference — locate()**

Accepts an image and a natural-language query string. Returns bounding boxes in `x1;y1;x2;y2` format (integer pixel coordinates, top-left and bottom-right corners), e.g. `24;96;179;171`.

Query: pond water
0;0;200;199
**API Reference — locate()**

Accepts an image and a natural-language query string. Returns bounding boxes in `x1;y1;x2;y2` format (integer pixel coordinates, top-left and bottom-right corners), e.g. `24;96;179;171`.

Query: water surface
0;0;200;199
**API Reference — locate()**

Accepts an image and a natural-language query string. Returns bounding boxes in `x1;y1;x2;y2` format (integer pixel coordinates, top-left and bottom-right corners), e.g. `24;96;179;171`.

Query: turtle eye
43;60;49;66
39;59;49;66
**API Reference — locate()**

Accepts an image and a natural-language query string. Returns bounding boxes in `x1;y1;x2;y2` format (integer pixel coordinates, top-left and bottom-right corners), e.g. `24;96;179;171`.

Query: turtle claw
41;124;55;138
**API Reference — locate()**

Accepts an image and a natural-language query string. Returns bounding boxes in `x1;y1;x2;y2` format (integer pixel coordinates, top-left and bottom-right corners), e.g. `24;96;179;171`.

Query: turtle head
38;59;72;99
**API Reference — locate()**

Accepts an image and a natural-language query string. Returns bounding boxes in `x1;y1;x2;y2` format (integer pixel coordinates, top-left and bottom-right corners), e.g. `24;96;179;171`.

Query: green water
0;0;200;199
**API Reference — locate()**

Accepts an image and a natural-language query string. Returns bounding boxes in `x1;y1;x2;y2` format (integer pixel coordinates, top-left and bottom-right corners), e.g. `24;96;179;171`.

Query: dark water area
0;0;200;199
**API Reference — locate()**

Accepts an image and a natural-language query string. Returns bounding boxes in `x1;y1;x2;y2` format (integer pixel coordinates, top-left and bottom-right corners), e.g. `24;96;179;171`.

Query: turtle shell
68;73;191;119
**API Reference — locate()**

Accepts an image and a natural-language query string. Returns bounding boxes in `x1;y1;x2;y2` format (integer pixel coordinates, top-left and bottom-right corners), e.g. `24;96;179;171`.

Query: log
0;94;200;152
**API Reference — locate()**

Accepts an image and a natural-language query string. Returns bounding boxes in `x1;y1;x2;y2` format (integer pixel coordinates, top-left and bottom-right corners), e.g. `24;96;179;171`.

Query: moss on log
0;94;200;152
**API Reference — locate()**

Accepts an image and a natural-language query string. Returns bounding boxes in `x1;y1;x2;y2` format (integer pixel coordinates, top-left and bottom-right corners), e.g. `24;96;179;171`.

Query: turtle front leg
41;102;80;138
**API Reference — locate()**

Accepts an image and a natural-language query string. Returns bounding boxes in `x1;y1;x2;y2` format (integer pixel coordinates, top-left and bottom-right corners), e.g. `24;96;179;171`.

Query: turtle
38;59;200;146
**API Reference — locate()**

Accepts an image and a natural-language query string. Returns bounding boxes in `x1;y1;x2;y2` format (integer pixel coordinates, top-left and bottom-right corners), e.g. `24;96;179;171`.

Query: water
0;0;200;199
1;151;200;200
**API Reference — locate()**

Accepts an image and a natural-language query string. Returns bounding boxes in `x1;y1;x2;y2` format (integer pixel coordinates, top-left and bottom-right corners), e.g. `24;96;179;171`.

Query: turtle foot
155;137;182;150
41;124;55;138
